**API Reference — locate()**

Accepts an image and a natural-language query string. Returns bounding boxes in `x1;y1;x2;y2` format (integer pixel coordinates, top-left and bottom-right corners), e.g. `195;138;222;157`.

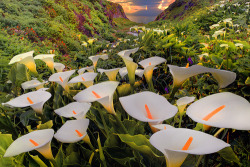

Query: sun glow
158;0;169;10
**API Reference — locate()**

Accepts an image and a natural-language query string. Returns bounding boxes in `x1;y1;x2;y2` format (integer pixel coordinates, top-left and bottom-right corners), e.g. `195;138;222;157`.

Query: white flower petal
21;80;45;90
4;129;54;157
97;68;120;81
54;62;65;72
168;65;236;88
186;92;250;130
119;67;128;78
3;91;51;114
54;119;89;143
176;96;195;106
78;66;94;74
9;51;34;65
119;91;178;123
151;124;175;131
73;81;119;114
48;70;75;89
54;102;91;119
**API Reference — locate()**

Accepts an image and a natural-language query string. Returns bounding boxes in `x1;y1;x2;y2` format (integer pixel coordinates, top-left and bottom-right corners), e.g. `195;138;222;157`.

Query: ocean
126;15;157;24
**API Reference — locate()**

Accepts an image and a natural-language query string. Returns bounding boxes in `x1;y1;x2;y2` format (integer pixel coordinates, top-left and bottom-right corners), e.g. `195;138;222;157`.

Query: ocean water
126;15;157;24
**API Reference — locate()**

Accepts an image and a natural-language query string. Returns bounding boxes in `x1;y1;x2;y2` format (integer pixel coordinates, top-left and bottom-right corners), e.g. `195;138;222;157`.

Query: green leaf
0;134;13;156
16;63;29;82
193;123;203;131
211;55;223;65
55;146;65;167
105;146;134;166
245;77;250;85
218;147;241;166
20;110;37;126
116;134;163;158
241;86;250;96
122;119;145;135
37;120;53;130
63;152;80;166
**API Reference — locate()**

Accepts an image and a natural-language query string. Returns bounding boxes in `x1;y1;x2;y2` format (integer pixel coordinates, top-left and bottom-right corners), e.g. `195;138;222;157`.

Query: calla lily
152;124;175;131
150;128;230;167
21;79;47;90
78;66;94;74
48;70;75;92
118;48;139;85
4;129;54;160
89;54;108;69
176;96;195;116
87;38;96;45
54;119;89;143
73;81;119;115
186;92;250;130
2;91;51;114
82;41;88;47
198;53;209;60
54;102;91;119
168;64;236;88
98;68;120;81
235;43;243;49
139;56;166;84
34;54;55;72
119;91;178;132
68;72;98;87
54;62;65;72
220;44;229;50
119;67;144;79
9;51;37;74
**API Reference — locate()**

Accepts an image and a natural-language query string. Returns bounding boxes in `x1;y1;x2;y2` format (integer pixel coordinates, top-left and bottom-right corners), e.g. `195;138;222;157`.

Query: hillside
155;0;220;21
0;0;128;56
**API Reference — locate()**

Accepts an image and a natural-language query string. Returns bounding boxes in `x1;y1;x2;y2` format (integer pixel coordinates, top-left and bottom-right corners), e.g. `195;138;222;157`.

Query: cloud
108;0;175;15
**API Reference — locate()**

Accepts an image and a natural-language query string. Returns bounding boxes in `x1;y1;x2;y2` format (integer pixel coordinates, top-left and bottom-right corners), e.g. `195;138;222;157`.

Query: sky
108;0;175;16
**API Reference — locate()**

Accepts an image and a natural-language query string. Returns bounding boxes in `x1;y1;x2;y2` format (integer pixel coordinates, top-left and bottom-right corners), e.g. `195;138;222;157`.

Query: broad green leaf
0;133;13;155
218;147;241;166
37;120;53;130
20;110;37;126
63;152;80;166
122;119;145;135
55;146;65;167
116;134;163;158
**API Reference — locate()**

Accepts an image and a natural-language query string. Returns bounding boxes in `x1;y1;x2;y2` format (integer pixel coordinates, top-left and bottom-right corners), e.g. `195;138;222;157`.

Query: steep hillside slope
155;0;219;21
0;0;128;56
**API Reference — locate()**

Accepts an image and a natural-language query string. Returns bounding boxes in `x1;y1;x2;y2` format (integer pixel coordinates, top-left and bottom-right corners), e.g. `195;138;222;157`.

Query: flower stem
179;114;183;128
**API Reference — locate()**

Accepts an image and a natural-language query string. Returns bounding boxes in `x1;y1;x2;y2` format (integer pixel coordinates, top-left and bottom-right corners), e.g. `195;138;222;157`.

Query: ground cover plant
0;0;249;167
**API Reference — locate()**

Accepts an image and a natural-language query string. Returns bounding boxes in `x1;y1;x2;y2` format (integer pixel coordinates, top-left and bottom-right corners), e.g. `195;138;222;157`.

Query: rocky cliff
155;0;219;21
105;1;128;19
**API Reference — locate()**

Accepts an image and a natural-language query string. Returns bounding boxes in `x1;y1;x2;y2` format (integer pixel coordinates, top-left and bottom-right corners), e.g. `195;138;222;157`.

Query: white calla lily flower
54;102;91;119
152;124;175;131
119;91;177;132
139;56;166;83
21;80;47;90
54;62;65;72
9;51;37;74
68;72;98;87
119;67;144;79
98;68;120;81
186;92;250;130
4;129;54;160
89;54;108;69
54;119;89;143
48;70;75;92
78;66;94;75
235;43;243;49
74;81;119;115
118;48;139;85
150;128;230;167
34;54;55;72
198;53;209;60
2;91;51;114
177;96;195;115
168;65;236;88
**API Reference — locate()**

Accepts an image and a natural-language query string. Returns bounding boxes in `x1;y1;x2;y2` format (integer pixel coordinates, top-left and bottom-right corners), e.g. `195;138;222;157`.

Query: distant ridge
155;0;219;21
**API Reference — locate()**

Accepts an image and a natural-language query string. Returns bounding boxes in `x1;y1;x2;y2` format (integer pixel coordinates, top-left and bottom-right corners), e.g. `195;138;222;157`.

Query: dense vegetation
0;0;249;167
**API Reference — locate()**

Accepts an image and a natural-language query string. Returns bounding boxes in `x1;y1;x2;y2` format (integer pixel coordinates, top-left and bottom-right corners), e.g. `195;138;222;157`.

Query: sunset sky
108;0;175;16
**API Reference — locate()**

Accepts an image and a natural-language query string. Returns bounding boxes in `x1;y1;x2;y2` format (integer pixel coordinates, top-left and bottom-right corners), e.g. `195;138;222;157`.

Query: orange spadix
92;91;101;98
29;139;39;146
72;110;76;115
75;129;83;137
203;105;225;121
182;137;193;150
59;77;63;82
145;104;153;119
27;97;34;104
81;77;85;81
186;63;189;68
